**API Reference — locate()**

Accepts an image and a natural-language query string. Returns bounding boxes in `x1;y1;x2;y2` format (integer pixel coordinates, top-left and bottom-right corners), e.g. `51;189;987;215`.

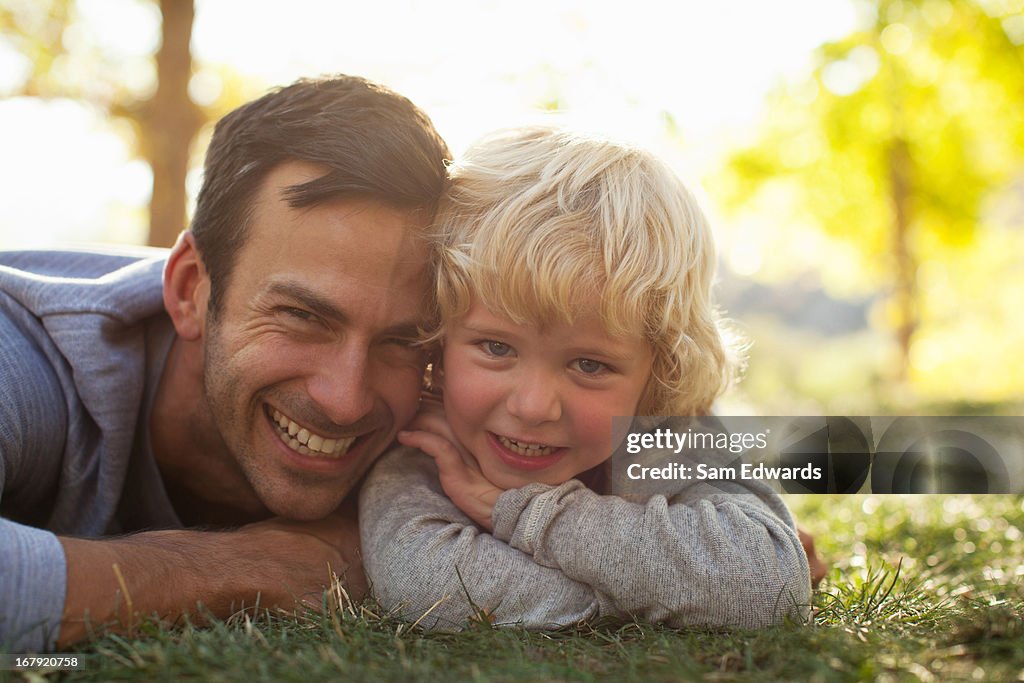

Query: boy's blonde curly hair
432;126;741;415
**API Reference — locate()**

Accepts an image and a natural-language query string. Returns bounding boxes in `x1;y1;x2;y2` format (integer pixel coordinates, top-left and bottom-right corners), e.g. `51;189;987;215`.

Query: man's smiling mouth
495;434;559;457
269;407;357;458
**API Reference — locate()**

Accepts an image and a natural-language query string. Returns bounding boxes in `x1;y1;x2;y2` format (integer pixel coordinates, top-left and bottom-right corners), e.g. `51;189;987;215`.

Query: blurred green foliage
713;0;1024;412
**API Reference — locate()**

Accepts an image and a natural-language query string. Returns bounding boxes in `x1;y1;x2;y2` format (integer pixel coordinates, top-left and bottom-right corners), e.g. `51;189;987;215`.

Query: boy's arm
360;447;602;630
491;478;813;628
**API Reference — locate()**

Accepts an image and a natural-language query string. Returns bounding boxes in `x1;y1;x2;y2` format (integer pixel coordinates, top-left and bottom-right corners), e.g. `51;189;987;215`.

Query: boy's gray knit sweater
360;445;812;630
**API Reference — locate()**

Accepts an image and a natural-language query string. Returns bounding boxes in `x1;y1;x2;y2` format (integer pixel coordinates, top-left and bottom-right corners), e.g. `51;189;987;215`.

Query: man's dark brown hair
190;74;450;315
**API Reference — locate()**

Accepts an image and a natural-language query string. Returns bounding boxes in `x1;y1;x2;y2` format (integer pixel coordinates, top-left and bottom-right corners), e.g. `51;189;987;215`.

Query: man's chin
257;485;352;520
243;431;390;519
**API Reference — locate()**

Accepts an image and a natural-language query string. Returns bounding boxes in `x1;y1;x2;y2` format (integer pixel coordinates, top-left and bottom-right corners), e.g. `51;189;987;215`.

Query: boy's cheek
441;372;493;440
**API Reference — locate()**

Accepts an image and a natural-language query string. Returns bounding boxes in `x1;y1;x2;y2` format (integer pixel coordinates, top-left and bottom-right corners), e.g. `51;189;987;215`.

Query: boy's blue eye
483;341;512;357
573;358;607;375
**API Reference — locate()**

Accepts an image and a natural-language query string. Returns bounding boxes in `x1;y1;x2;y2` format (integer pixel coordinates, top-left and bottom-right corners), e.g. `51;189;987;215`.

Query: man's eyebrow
383;322;427;340
265;281;349;323
264;280;427;337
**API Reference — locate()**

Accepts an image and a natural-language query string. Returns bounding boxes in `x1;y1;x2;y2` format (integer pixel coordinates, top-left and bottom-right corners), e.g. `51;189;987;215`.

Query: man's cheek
395;368;429;424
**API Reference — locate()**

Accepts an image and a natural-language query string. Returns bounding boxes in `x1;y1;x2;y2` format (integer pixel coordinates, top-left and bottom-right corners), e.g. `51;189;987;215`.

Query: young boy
359;127;813;630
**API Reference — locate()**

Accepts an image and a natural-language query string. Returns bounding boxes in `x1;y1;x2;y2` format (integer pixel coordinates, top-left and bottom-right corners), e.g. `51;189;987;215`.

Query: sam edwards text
626;462;823;481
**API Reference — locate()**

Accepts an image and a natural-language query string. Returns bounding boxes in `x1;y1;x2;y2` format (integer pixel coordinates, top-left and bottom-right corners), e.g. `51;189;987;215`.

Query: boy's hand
398;410;502;531
798;528;828;587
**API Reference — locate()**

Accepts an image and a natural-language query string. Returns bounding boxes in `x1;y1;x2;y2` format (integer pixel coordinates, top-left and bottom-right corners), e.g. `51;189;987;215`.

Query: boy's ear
163;231;211;341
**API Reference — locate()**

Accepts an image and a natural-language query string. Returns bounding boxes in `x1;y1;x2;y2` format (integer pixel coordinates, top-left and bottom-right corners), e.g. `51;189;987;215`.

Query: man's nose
307;342;375;426
505;374;562;426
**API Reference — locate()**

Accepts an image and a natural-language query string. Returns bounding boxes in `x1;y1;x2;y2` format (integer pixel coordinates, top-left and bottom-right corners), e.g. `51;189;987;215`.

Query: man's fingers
237;506;369;609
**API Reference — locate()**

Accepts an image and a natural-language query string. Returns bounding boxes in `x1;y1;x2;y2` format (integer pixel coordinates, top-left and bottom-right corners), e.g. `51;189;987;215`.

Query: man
0;75;450;652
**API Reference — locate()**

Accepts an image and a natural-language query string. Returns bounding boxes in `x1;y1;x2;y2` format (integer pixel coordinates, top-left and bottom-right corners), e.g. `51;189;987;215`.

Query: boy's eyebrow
265;280;425;337
458;323;525;341
460;321;636;361
566;346;633;362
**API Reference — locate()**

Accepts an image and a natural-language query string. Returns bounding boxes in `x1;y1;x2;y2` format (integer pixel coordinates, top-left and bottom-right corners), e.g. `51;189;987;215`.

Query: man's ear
163;231;211;341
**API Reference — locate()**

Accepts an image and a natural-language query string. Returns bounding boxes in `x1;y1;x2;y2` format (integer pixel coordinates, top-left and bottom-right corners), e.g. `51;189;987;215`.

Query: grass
8;495;1024;682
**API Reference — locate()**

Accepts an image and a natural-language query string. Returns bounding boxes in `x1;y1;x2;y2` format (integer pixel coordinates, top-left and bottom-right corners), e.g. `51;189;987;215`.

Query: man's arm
57;503;366;648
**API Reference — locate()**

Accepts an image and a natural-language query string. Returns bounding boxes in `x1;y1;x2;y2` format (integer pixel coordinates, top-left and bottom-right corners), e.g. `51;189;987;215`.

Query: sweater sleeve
359;447;603;631
490;476;813;628
0;308;71;652
0;521;66;652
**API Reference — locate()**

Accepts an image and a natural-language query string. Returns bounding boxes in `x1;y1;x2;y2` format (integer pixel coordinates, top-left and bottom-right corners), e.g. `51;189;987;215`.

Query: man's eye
283;307;314;321
573;358;608;375
481;340;512;357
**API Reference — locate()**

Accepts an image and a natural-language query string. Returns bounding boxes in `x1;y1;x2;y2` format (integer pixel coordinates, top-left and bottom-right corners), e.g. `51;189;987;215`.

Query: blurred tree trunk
888;136;916;383
1;0;207;247
140;0;202;247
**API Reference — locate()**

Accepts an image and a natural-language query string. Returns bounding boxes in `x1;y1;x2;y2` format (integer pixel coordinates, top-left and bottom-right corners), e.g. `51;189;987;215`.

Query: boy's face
441;298;653;489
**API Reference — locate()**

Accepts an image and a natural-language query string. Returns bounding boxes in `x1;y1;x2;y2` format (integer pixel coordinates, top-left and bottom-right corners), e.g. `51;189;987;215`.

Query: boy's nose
505;380;562;426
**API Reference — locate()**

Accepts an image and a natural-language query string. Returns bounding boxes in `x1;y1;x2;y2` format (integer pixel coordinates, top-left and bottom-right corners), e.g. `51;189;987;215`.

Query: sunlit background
2;0;1022;415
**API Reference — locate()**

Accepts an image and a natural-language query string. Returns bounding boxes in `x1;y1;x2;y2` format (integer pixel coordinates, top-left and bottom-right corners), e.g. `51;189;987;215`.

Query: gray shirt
360;446;812;630
0;248;179;653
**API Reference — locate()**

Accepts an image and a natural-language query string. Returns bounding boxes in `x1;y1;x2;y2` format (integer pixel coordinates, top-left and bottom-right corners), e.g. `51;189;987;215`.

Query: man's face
200;161;432;520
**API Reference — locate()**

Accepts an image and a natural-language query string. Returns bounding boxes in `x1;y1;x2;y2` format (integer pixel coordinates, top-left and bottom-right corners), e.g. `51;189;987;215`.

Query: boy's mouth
495;434;558;457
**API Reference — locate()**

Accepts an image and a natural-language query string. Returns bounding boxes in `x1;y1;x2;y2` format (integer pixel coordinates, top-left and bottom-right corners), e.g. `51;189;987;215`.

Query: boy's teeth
272;409;355;458
498;435;556;457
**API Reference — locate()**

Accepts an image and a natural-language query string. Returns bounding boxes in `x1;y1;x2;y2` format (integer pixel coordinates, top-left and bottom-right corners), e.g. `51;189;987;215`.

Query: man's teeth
272;409;356;458
497;435;557;457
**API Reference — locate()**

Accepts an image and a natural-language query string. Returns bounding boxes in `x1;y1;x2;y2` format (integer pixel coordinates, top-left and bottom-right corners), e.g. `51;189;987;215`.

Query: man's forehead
223;161;435;307
251;160;432;225
247;187;431;256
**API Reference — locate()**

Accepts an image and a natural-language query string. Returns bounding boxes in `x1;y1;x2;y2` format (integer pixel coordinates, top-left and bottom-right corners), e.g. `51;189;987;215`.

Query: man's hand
398;403;503;530
236;500;368;606
58;501;365;647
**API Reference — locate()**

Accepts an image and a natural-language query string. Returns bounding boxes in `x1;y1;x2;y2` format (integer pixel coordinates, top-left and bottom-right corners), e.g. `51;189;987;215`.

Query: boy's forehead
468;275;606;323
